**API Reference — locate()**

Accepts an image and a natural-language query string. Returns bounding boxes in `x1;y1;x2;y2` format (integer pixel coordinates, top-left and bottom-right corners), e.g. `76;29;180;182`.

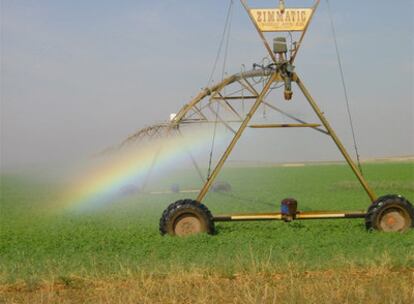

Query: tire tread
365;194;414;231
159;199;215;235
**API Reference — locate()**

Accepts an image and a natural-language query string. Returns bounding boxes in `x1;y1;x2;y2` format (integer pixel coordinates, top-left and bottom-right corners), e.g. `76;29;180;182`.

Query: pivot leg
196;73;279;202
294;74;377;202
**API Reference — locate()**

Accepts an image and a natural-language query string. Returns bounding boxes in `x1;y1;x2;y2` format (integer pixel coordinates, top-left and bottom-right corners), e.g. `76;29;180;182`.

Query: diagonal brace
196;73;279;202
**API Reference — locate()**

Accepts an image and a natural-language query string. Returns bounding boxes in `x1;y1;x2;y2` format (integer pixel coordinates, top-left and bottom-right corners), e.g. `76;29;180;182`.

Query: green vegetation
1;162;413;286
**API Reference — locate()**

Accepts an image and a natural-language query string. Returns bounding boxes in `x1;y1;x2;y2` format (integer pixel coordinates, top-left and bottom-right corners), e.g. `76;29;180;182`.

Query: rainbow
61;126;228;211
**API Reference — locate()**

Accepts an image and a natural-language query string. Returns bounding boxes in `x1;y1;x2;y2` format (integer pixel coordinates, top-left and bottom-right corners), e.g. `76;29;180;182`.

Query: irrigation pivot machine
119;0;414;235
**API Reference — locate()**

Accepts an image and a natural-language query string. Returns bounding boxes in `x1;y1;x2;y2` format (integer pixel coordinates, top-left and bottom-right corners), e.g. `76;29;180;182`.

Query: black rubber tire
159;199;215;236
211;181;232;193
365;194;414;232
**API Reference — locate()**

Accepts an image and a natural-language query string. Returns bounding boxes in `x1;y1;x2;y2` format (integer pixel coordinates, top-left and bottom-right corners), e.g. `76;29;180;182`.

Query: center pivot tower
155;0;413;236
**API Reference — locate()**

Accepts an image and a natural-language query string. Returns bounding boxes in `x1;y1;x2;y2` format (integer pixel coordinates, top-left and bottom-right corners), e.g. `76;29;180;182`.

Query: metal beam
180;119;242;124
294;73;377;202
262;101;329;135
196;73;278;202
213;210;366;222
249;123;321;128
217;92;244;120
290;0;321;63
207;104;237;134
211;96;258;100
240;0;277;63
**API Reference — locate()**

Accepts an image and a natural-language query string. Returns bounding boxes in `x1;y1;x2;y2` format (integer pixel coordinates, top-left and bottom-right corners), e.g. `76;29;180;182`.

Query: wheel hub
174;214;202;236
379;209;408;232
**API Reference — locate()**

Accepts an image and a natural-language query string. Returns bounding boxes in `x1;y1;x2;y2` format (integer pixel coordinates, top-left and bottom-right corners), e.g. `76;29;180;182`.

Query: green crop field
1;161;413;303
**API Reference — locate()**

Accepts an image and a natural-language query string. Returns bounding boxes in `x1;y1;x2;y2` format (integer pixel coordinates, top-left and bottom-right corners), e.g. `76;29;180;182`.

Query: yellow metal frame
195;69;377;205
195;0;377;222
240;0;320;64
214;211;366;222
108;1;378;222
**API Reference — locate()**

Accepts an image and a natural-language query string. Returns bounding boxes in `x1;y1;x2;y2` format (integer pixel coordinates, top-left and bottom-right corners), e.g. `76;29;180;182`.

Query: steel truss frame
110;0;380;222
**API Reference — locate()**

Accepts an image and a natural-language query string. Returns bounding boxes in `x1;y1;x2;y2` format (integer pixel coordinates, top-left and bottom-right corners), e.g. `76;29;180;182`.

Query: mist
1;0;413;174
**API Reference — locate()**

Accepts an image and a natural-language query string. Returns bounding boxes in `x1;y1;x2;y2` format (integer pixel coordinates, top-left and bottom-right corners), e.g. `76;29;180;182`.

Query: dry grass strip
1;266;413;304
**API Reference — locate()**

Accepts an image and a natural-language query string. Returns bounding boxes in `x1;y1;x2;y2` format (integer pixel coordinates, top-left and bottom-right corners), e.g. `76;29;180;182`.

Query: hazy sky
1;0;413;169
